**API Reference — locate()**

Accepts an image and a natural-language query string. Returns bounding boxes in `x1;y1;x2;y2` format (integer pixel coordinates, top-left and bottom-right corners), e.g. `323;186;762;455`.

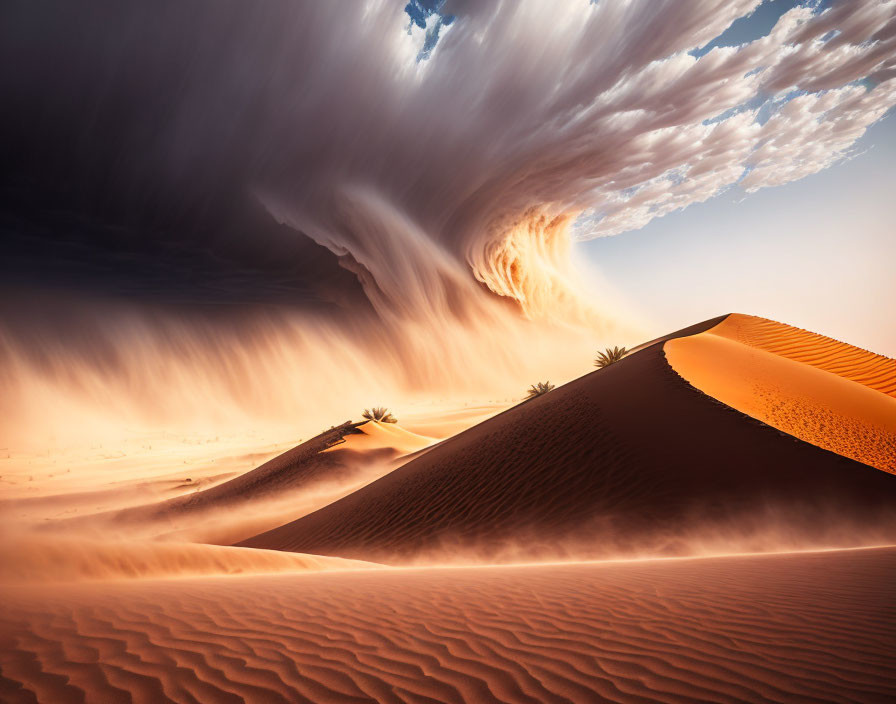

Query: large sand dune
665;314;896;471
241;316;896;564
2;547;894;703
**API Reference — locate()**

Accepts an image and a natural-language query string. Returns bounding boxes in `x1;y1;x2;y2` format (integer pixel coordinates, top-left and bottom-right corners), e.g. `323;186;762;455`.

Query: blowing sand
34;420;436;547
0;535;376;584
2;546;894;703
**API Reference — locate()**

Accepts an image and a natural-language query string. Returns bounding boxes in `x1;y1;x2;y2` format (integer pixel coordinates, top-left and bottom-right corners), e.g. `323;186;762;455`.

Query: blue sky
573;0;894;356
694;0;831;56
581;110;896;356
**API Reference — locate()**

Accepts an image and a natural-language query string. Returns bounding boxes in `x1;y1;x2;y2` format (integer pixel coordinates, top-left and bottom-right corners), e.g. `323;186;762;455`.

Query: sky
574;0;895;356
694;0;831;55
1;0;895;451
581;104;896;357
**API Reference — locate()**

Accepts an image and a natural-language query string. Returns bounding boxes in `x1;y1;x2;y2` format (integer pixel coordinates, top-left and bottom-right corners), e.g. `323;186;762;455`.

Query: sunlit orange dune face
322;421;436;456
709;313;896;397
665;314;896;472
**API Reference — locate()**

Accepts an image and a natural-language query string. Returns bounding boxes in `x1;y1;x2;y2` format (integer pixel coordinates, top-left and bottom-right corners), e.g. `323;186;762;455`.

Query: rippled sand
2;547;895;703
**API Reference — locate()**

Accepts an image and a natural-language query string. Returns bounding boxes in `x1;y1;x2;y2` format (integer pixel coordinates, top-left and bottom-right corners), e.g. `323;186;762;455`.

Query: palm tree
362;407;398;423
525;381;555;399
594;346;627;368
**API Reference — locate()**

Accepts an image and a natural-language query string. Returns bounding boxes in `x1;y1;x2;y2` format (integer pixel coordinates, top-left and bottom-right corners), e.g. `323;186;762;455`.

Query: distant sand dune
48;421;434;545
323;421;435;456
165;420;428;512
240;316;896;564
2;547;894;703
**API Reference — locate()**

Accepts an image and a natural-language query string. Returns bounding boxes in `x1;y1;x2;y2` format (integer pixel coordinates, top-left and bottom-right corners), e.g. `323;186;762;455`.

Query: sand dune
48;421;434;545
167;421;430;511
1;547;894;703
665;319;896;472
323;421;435;456
4;314;892;703
705;314;896;397
241;316;896;564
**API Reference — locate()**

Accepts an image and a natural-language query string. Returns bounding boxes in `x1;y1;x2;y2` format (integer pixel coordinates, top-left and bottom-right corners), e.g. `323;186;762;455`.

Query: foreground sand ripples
2;547;895;703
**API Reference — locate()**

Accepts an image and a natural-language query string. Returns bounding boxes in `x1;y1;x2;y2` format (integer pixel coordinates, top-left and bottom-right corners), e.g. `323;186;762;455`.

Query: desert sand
3;314;895;703
241;316;896;564
665;314;896;471
2;547;894;703
698;314;896;397
33;420;438;546
5;2;895;701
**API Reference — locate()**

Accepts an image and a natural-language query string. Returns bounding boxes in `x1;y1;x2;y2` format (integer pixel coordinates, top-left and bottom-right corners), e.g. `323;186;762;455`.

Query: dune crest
665;315;896;472
322;420;436;456
708;314;896;397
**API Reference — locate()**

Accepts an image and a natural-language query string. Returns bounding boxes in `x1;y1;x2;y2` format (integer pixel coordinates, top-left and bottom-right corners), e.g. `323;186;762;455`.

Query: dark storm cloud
2;0;894;450
2;0;893;315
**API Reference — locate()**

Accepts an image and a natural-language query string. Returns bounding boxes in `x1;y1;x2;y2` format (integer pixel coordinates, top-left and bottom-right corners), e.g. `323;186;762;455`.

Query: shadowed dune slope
240;316;896;564
665;317;896;472
2;547;895;704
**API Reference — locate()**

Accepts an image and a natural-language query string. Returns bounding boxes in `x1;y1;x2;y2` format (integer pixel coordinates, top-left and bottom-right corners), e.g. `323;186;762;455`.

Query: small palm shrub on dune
362;407;398;423
526;381;555;399
594;346;627;368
